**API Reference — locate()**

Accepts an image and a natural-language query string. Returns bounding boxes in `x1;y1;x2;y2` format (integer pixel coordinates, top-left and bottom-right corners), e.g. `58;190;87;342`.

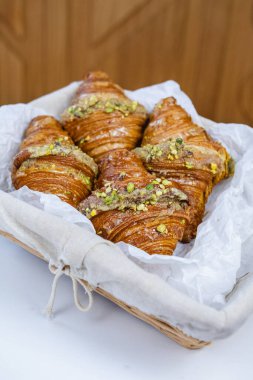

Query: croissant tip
162;97;177;105
29;115;61;130
85;70;110;81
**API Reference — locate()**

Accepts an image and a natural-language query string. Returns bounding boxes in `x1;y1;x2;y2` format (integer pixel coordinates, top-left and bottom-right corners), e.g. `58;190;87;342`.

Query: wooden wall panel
0;0;252;126
215;0;253;124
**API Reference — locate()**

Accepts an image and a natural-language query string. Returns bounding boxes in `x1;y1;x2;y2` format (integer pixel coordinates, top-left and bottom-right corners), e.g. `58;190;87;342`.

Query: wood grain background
0;0;252;125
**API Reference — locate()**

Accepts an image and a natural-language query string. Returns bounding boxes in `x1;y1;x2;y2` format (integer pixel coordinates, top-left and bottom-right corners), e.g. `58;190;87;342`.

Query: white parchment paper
1;80;253;311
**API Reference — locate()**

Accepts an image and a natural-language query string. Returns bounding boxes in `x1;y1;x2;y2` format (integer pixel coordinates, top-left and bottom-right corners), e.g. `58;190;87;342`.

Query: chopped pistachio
137;203;146;211
210;162;217;174
162;179;171;186
131;101;138;111
155;178;162;183
185;161;194;169
104;197;113;205
151;194;157;201
75;109;84;117
180;219;186;225
105;108;114;113
156;224;168;234
176;137;183;145
156;190;163;197
127;182;135;193
146;183;154;191
89;95;98;105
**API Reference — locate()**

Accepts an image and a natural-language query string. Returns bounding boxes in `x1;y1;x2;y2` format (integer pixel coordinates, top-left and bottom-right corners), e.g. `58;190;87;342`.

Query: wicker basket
0;229;209;349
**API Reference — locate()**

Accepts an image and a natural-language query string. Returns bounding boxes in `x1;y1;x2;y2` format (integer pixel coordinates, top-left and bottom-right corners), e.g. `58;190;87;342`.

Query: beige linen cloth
1;190;253;341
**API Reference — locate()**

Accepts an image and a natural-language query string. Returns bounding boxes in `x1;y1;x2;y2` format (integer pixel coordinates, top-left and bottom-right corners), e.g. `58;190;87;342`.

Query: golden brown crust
136;97;233;242
12;115;97;208
21;115;73;149
79;149;190;255
61;71;148;163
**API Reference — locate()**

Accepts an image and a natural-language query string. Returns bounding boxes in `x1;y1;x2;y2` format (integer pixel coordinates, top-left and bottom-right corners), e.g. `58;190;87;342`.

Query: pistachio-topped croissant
135;97;234;241
78;149;190;255
61;71;148;162
12;115;98;207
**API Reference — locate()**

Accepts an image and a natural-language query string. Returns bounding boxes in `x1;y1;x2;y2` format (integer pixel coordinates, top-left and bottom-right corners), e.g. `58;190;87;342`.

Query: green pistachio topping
19;159;92;187
162;179;171;186
210;162;217;174
134;138;187;163
156;224;168;234
127;182;135;193
27;142;98;175
146;183;154;191
62;95;145;122
185;161;194;169
79;178;188;218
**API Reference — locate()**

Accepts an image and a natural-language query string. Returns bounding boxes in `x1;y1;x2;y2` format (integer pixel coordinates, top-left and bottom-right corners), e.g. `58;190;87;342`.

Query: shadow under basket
0;229;210;349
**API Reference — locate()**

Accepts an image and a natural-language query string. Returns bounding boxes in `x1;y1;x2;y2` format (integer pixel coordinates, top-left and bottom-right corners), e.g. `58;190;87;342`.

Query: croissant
61;71;148;162
78;149;190;255
12;115;98;208
135;97;234;242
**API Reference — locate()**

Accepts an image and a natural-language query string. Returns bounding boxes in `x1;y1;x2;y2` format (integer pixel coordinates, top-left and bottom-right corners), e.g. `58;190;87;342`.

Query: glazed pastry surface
79;149;190;255
135;97;233;241
61;71;148;163
12;115;98;207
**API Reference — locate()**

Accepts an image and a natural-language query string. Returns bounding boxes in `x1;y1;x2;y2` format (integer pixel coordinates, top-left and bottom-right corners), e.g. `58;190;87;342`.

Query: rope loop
45;264;93;318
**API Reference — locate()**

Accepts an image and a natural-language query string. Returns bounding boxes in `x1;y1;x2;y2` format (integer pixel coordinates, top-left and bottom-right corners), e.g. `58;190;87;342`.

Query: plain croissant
61;71;148;162
12;115;98;208
78;149;190;255
135;97;234;242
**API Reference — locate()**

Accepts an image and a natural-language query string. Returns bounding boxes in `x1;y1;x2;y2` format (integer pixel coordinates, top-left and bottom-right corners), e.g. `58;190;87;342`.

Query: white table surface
0;235;252;380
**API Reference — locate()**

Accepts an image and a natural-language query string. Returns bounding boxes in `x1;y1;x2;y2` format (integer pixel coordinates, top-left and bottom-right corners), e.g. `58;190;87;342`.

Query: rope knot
45;264;93;318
